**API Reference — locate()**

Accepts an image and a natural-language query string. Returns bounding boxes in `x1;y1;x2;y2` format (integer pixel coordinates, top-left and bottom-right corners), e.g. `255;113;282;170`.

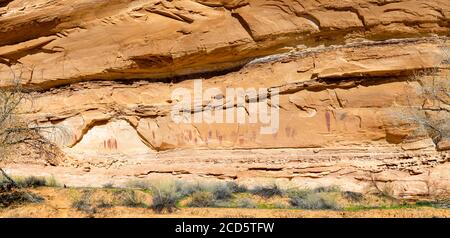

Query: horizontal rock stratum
0;0;449;197
1;0;450;87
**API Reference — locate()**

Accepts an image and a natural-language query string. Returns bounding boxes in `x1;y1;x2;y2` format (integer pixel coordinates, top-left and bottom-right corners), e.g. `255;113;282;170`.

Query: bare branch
1;71;65;185
389;43;450;148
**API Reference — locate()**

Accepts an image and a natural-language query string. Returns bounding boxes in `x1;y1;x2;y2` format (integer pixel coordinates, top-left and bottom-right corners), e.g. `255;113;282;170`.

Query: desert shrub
96;199;114;209
236;198;257;208
72;189;118;214
286;188;313;198
174;180;235;200
416;199;450;209
226;182;248;193
149;182;179;213
0;177;13;191
212;183;233;200
175;180;203;197
188;191;216;207
0;189;43;207
435;199;450;209
0;183;11;193
122;179;183;212
45;176;60;187
273;202;289;209
72;190;96;214
293;194;339;210
288;189;339;210
115;190;146;208
251;184;284;198
102;183;115;189
151;190;178;213
342;191;364;202
16;176;47;188
1;176;43;207
72;199;94;213
313;185;341;193
126;180;151;190
177;181;242;199
6;176;60;188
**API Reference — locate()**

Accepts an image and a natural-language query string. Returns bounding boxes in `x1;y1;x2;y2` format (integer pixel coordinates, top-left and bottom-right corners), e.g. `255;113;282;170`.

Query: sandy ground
0;187;449;218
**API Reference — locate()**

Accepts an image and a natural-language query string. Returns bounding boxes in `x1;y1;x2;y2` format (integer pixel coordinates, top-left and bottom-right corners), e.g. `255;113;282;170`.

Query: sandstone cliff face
1;0;449;196
1;0;449;87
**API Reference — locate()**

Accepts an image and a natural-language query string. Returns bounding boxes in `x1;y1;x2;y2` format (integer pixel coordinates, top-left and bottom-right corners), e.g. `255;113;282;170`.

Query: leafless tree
0;74;61;187
367;172;397;200
392;44;450;149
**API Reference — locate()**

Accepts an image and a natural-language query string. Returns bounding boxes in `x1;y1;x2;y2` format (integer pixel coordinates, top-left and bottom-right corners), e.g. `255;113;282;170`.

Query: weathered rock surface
0;0;449;196
1;0;449;87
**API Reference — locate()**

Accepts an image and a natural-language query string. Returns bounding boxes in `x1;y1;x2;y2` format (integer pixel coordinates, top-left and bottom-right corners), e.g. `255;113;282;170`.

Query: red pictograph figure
103;138;118;150
325;111;331;132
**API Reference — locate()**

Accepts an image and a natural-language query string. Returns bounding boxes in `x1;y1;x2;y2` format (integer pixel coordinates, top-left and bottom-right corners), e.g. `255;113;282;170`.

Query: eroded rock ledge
0;0;449;196
1;0;449;88
26;36;449;152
